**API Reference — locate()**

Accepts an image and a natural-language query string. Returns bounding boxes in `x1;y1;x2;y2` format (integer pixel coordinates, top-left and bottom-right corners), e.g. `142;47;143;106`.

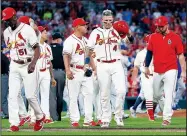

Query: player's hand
181;71;186;83
97;39;104;45
83;64;90;71
51;78;57;87
28;61;36;74
66;70;74;80
144;67;150;79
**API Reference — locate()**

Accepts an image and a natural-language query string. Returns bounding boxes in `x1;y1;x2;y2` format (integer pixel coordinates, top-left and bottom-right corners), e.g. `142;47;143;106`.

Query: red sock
146;101;154;120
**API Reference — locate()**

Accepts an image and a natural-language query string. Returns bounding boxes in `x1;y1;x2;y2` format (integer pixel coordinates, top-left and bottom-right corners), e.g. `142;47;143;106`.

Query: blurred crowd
1;0;186;97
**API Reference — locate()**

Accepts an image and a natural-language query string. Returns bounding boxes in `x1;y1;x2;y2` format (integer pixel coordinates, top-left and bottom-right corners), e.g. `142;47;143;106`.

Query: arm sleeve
175;35;184;55
27;25;38;47
145;50;153;67
63;39;73;55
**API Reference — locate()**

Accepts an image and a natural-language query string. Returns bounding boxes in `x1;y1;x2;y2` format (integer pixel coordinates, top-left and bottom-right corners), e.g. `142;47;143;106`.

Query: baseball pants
153;69;178;122
66;68;94;123
97;60;126;122
50;69;65;121
8;61;43;126
173;78;186;107
30;69;51;121
93;76;102;120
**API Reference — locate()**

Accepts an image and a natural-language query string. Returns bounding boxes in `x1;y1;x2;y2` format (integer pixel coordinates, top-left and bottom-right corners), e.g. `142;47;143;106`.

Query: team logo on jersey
75;43;84;55
18;33;26;43
96;34;103;45
168;39;172;45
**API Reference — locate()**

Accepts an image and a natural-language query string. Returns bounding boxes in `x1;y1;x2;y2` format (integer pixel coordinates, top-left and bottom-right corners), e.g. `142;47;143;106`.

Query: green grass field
1;111;186;135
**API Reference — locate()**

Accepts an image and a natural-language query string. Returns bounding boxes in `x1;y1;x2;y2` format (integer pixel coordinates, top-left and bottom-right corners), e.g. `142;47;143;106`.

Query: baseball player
29;26;55;124
131;35;155;121
17;16;44;126
2;7;45;131
173;60;186;110
86;10;133;127
63;18;96;127
145;16;186;126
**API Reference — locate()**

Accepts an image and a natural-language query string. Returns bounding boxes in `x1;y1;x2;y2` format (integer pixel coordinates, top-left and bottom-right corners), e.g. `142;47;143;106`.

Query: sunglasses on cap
102;10;113;16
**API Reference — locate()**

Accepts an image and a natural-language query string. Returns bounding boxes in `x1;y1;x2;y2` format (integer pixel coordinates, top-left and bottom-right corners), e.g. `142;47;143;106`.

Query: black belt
13;58;32;64
53;69;64;71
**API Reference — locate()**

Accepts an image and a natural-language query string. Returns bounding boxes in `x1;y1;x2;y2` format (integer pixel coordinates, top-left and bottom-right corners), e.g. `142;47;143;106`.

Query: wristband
85;57;90;64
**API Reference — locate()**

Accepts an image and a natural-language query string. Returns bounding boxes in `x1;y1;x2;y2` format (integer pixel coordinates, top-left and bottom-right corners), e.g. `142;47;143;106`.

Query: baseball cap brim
2;16;12;21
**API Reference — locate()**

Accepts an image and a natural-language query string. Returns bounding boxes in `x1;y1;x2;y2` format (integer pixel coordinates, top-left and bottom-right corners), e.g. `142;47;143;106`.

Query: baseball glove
84;68;93;77
113;20;129;38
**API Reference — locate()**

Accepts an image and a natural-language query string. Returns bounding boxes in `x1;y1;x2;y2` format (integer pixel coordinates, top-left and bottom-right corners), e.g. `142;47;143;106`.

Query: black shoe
2;115;9;119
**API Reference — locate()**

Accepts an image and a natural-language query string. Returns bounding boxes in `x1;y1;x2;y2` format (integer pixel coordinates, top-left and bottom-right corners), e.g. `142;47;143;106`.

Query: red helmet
155;16;168;26
113;20;129;34
2;7;16;21
143;34;150;43
18;16;30;25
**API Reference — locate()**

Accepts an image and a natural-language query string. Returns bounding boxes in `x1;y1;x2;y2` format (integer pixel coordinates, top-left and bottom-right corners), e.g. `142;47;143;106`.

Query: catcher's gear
84;69;93;77
113;20;129;38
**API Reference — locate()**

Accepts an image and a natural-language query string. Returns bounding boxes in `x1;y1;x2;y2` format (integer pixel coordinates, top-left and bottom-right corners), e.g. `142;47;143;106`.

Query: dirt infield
137;109;186;118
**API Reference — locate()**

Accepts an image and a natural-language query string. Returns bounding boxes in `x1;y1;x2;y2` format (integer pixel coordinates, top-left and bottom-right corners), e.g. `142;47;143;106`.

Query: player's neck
74;31;83;40
40;38;45;45
11;22;20;31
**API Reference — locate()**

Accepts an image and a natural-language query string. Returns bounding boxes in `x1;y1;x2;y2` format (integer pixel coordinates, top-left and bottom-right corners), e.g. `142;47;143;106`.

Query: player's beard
158;26;168;36
158;28;167;35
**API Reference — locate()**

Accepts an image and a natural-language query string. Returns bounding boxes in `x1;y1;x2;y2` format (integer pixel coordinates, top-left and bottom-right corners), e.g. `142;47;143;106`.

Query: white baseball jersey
134;48;154;74
63;34;88;66
3;23;38;60
37;42;53;70
87;27;123;60
121;55;131;76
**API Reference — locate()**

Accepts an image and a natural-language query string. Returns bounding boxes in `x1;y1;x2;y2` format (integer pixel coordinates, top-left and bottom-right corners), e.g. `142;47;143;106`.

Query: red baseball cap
38;26;46;32
155;16;168;26
143;34;150;43
18;16;30;25
72;18;89;27
2;7;16;21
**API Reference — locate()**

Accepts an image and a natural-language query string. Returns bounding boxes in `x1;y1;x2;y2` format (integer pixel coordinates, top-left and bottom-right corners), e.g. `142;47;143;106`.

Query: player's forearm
32;45;40;64
131;66;139;81
178;54;186;73
63;54;71;72
85;48;94;67
49;62;54;79
85;47;93;58
90;57;96;71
